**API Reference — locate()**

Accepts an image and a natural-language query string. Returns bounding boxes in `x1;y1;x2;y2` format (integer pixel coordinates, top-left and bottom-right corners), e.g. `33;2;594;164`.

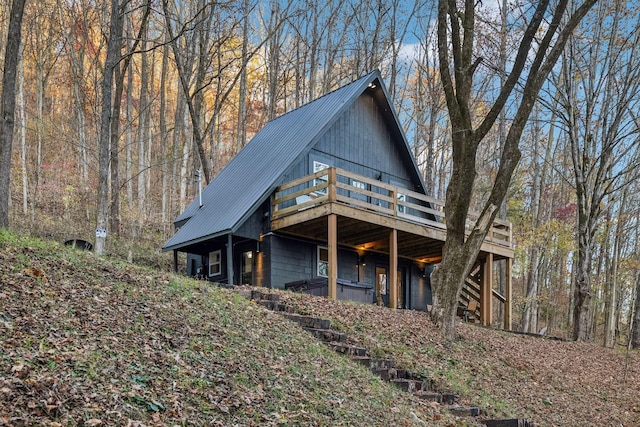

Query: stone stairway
239;289;534;427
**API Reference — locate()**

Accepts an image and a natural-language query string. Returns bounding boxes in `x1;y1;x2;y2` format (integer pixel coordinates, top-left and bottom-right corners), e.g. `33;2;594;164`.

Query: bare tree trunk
17;44;27;216
172;91;186;216
110;0;150;236
604;189;626;347
160;41;169;224
33;47;45;223
236;0;250;154
559;1;640;340
0;0;27;229
95;0;123;256
179;114;191;213
266;2;281;121
57;1;89;188
161;0;212;183
432;0;597;341
137;33;150;228
126;33;134;207
495;0;508;325
631;273;640;349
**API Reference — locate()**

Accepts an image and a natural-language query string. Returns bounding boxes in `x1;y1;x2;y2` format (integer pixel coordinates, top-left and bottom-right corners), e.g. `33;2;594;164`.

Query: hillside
0;231;463;426
1;231;639;426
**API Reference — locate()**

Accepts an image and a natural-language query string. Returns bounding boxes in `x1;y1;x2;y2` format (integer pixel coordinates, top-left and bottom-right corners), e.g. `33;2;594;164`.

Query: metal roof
163;70;426;252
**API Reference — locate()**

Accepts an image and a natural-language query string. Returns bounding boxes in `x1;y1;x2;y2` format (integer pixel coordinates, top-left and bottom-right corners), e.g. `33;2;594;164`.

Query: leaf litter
0;234;467;426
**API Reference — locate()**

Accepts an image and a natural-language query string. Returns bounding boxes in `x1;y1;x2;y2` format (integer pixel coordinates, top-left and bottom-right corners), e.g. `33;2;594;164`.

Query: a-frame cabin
163;70;514;328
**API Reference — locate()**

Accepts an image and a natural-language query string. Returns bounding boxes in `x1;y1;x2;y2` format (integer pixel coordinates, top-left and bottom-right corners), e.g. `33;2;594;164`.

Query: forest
1;0;640;346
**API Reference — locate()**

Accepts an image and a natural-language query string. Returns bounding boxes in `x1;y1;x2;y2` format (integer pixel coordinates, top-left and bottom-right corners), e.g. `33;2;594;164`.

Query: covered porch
271;167;514;329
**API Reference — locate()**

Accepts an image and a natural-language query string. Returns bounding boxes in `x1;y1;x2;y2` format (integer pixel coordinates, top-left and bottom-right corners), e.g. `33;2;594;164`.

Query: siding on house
264;233;432;310
165;70;435;311
312;94;417;189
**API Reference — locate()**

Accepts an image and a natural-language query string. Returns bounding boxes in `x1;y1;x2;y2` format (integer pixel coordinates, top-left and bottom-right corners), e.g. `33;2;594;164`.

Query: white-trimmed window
313;161;329;195
397;193;406;214
351;179;367;202
208;250;221;276
317;246;328;277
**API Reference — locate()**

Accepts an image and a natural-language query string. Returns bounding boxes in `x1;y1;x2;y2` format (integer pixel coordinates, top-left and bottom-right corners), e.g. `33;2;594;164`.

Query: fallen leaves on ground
0;233;466;426
275;290;640;427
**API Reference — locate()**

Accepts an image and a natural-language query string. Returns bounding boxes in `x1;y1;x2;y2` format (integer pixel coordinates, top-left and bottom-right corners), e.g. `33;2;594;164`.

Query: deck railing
272;167;512;249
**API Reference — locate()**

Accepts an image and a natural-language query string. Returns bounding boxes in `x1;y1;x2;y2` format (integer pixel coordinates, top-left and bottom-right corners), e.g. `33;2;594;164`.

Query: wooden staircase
459;263;507;323
239;288;533;427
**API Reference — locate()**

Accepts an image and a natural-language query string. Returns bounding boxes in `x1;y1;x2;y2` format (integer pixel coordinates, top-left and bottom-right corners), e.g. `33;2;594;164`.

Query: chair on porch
462;300;479;323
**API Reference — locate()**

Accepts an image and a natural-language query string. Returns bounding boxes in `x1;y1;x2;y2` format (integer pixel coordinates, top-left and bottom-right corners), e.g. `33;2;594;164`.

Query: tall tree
108;0;151;237
0;0;27;229
632;272;640;349
554;1;640;340
95;0;125;256
431;0;598;342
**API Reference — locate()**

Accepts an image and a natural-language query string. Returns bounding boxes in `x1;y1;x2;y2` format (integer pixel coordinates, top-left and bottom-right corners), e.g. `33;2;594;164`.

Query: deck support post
389;229;398;309
504;257;512;330
480;253;493;326
328;214;337;300
227;234;234;286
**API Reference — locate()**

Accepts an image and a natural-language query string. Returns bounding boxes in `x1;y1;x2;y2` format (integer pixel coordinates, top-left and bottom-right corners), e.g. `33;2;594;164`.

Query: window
317;246;328;277
397;193;406;214
351;179;367;202
208;250;221;276
313;161;329;195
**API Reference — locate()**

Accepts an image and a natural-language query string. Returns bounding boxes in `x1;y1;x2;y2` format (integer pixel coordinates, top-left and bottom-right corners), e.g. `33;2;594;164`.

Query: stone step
372;367;399;381
250;290;280;302
391;378;428;393
303;327;348;342
327;342;367;357
256;300;294;312
281;313;331;330
448;406;487;417
481;419;535;427
441;392;456;405
351;356;394;370
414;391;443;403
240;288;532;426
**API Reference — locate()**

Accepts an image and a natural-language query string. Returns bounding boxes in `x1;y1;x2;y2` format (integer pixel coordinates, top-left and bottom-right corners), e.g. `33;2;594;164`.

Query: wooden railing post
328;167;337;202
389;187;397;216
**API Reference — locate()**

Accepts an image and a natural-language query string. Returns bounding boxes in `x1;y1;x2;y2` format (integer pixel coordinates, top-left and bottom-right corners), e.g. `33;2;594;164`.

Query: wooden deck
271;167;514;329
272;167;513;260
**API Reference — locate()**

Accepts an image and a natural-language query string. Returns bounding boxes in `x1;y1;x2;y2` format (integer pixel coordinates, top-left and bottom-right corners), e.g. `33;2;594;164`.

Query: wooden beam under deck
271;202;514;261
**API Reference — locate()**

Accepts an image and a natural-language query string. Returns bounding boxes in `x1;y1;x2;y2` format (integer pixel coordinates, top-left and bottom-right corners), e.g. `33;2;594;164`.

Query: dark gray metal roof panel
163;71;382;252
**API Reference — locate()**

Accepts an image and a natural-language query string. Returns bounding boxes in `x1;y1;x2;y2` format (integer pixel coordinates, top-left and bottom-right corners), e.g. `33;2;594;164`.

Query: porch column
328;214;337;300
389;229;398;309
173;250;178;273
480;253;493;326
227;234;234;286
504;257;512;330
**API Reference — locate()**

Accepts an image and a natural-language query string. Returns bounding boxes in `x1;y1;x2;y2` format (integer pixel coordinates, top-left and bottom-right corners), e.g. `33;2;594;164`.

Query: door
241;250;253;285
397;268;405;309
376;266;387;306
